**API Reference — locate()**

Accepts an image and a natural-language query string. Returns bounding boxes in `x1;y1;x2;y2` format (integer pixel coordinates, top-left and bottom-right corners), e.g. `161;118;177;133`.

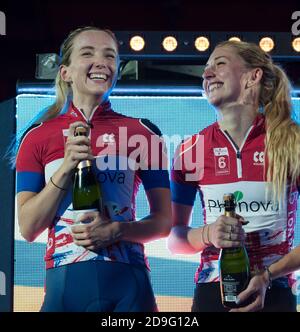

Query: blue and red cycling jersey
171;114;299;289
16;101;170;270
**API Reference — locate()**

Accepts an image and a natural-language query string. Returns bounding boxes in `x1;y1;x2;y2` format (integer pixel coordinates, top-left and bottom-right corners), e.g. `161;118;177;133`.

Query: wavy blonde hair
216;40;300;202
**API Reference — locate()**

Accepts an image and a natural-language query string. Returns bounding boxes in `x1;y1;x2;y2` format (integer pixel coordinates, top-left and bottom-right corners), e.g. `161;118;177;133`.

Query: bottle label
73;209;98;224
220;272;250;307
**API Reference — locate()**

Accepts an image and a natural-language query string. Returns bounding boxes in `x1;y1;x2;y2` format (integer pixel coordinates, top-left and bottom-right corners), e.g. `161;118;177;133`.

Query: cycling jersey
171;114;299;288
16;101;169;270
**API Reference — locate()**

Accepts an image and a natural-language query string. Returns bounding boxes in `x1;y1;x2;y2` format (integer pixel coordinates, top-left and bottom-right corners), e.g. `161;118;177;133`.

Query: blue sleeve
171;180;197;206
140;169;170;191
16;171;45;193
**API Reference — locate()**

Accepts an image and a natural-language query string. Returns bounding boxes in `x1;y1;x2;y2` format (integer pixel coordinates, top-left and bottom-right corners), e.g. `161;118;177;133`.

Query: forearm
168;225;210;254
118;212;171;244
268;245;300;280
19;169;72;241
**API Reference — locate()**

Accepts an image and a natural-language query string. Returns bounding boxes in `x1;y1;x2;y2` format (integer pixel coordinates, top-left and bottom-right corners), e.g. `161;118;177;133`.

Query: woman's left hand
230;271;269;312
71;211;122;251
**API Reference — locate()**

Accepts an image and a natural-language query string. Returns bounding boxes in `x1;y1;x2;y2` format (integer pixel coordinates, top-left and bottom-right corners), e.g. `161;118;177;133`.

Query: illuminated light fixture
228;37;241;42
292;37;300;52
129;36;145;51
194;36;210;51
259;37;275;52
162;36;178;52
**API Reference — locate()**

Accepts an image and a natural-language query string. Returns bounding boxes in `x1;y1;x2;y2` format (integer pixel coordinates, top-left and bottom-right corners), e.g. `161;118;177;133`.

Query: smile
87;73;108;81
208;82;223;93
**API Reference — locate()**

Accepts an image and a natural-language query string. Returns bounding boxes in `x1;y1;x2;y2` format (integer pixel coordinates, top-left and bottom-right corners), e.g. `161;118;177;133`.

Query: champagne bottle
219;193;250;308
72;126;102;224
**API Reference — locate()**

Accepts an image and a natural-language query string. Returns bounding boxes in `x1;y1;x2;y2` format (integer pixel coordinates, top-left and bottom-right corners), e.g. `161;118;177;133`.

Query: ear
60;65;72;83
246;68;263;88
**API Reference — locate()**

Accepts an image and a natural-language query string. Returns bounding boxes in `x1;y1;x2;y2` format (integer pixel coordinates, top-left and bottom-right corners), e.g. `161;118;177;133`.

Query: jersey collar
65;100;112;121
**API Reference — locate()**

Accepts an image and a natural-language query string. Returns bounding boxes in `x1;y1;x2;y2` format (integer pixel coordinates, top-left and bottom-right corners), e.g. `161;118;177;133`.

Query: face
202;46;250;108
61;30;119;101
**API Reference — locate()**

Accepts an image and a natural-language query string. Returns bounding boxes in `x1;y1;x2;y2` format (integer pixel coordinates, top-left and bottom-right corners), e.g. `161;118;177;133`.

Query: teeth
89;73;107;80
208;82;223;93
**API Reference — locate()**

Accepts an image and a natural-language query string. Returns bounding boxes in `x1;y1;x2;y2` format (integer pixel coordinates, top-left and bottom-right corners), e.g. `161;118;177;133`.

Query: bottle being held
219;193;250;308
72;126;102;224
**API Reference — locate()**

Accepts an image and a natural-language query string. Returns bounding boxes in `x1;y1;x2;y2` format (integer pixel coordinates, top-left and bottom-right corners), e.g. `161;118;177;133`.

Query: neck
217;104;259;147
72;95;103;120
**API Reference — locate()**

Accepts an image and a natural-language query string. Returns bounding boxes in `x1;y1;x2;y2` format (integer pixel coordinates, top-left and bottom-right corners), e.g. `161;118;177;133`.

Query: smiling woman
14;26;172;312
168;40;300;312
43;27;119;122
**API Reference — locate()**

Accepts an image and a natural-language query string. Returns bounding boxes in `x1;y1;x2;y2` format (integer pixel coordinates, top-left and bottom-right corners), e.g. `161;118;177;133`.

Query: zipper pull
87;120;94;129
237;150;242;159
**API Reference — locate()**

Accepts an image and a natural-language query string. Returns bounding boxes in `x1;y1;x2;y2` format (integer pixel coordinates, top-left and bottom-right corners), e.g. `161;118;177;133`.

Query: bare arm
18;169;72;242
167;202;209;254
120;187;172;242
71;188;172;250
17;121;93;242
167;202;246;255
268;245;300;279
230;244;300;312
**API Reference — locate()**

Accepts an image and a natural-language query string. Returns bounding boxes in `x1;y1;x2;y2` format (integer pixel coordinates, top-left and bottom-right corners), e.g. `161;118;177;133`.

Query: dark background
0;0;300;102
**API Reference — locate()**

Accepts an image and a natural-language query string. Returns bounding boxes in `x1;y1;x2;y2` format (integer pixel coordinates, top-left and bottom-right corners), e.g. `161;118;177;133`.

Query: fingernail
235;298;240;305
241;220;249;225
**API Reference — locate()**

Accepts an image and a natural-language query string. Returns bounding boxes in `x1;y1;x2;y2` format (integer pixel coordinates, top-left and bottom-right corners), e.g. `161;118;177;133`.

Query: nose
94;60;107;69
202;64;215;81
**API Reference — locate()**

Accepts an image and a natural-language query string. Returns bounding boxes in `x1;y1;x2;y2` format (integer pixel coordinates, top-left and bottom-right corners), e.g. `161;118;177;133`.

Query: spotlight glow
228;37;241;42
292;37;300;52
259;37;275;52
194;37;210;51
162;36;178;52
129;36;145;51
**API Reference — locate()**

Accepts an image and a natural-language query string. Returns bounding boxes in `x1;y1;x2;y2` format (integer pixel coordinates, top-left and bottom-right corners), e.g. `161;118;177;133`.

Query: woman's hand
230;271;270;312
208;214;246;248
61;121;94;174
71;211;122;251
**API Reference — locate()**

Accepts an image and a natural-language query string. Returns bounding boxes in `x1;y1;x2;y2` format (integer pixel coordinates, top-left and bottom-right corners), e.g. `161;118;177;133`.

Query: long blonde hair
43;26;119;121
8;27;119;166
216;40;300;201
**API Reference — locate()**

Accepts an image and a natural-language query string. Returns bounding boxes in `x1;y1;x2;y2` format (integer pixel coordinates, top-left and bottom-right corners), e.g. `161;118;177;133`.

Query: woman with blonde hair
169;40;300;312
16;26;171;312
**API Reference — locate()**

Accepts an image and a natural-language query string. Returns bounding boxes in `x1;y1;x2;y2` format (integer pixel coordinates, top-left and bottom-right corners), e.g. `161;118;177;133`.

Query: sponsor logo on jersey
253;151;264;165
207;190;279;213
97;171;125;184
103;133;115;144
213;147;230;176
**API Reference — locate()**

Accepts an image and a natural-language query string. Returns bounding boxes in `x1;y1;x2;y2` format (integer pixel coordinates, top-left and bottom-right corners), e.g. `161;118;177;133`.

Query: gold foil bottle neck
223;193;235;202
77;160;92;169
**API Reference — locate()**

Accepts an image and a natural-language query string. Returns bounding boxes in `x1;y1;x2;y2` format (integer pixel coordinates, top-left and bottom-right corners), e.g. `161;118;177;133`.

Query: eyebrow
205;55;229;67
79;46;117;54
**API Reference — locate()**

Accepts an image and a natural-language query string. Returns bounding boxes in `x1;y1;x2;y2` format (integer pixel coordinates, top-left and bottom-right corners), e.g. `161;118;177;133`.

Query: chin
208;97;222;108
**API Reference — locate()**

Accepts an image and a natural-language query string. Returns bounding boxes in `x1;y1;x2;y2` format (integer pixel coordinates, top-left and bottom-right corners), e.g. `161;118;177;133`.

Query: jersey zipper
220;126;254;179
76;107;98;139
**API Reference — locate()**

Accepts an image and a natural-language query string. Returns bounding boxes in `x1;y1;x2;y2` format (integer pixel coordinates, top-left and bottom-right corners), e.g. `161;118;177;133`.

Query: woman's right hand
61;121;94;174
208;215;246;249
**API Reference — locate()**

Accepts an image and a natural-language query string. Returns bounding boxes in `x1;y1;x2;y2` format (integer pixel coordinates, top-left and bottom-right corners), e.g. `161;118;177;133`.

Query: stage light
259;37;275;52
129;36;145;51
292;37;300;52
162;36;178;52
229;37;241;42
194;36;210;51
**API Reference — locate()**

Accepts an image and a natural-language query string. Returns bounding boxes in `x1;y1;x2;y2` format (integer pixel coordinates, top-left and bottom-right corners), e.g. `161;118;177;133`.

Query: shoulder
18;115;64;150
139;118;163;136
111;111;163;136
18;123;44;147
